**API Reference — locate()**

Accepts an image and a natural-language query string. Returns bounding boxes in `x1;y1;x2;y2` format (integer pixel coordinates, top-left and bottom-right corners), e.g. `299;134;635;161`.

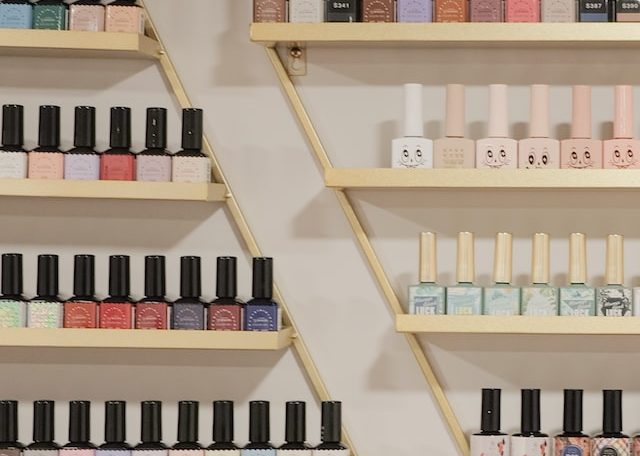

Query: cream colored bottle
521;233;559;315
408;232;445;315
560;85;603;169
476;85;518;169
446;232;482;315
559;233;596;316
483;233;521;315
603;86;640;169
434;84;475;168
518;85;560;169
597;235;632;317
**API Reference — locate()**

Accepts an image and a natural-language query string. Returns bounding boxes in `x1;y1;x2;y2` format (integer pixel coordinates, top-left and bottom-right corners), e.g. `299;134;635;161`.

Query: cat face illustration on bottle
568;148;594;169
391;137;434;169
609;147;638;169
526;148;550;169
483;148;510;169
398;146;426;168
476;137;517;169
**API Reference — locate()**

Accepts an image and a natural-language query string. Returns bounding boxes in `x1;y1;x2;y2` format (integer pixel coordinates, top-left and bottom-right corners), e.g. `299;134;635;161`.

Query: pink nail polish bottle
470;0;504;21
603;86;640;169
518;85;560;169
476;85;518;169
561;86;603;169
434;84;475;168
506;0;540;21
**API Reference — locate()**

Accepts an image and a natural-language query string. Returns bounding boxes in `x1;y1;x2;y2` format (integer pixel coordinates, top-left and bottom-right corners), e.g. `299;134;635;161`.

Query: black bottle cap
73;255;95;297
2;253;23;296
104;401;126;443
252;257;273;299
0;400;18;442
563;389;583;433
603;389;623;434
110;107;131;149
145;108;167;149
180;256;201;298
74;106;96;148
249;401;270;443
520;389;540;434
144;256;165;298
33;401;55;443
285;401;306;444
2;105;23;147
177;401;198;443
480;389;501;433
320;401;341;443
216;257;237;299
38;105;60;148
109;255;130;297
181;108;202;150
37;255;59;297
68;401;90;443
212;401;233;443
141;401;162;443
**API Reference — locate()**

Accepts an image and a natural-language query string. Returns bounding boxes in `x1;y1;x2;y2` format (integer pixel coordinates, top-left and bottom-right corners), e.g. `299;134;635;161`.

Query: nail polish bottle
99;256;133;329
172;109;210;183
578;0;611;20
65;107;100;181
171;402;203;456
105;0;144;33
69;0;105;31
29;106;64;180
483;233;520;316
137;108;171;182
519;85;560;169
554;390;591;455
470;389;509;456
434;85;475;168
408;232;445;315
0;254;27;328
289;0;324;22
470;0;503;21
617;2;640;25
32;0;67;29
134;401;167;456
363;0;396;21
597;235;632;317
397;0;432;21
325;0;360;20
446;233;482;316
60;401;94;456
521;234;559;316
561;86;603;169
435;0;469;21
604;86;640;169
506;0;540;20
0;401;23;456
25;401;58;456
542;0;576;20
253;0;287;22
242;402;275;456
208;257;244;331
0;1;33;29
278;402;311;454
207;401;239;455
511;390;550;455
28;255;63;328
559;234;595;317
593;390;630;456
97;402;130;456
476;85;518;169
171;257;205;330
245;258;280;332
391;84;433;169
64;255;98;329
0;105;27;179
135;256;169;330
101;107;135;181
315;402;348;454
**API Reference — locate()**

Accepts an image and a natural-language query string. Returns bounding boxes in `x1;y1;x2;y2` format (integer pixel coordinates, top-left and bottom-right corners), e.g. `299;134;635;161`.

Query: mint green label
33;5;66;29
28;301;62;328
409;284;445;315
446;286;482;315
483;287;521;315
0;300;26;327
521;286;559;316
559;286;596;316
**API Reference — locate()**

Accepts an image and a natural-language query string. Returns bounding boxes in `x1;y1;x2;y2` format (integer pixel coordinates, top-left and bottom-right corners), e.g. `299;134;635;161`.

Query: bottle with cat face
521;233;558;316
391;84;433;169
446;232;482;315
597;235;632;317
483;233;520;315
511;390;550;456
559;233;596;316
409;232;445;315
434;84;475;168
555;390;591;456
519;85;560;169
470;389;509;456
593;390;630;456
561;86;603;169
604;86;640;169
476;85;517;169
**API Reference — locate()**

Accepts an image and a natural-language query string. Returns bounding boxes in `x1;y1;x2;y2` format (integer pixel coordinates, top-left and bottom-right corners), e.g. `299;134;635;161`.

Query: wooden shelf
0;29;160;59
325;168;640;190
0;327;294;350
0;179;227;202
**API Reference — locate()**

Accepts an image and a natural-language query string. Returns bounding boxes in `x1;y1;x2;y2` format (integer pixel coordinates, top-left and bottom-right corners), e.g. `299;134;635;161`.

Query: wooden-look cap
456;232;475;283
531;233;550;284
568;233;587;284
493;232;512;284
605;234;624;285
419;232;437;283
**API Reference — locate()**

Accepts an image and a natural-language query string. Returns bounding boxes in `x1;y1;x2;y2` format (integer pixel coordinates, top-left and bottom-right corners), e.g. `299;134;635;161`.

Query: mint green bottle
408;232;445;315
33;0;67;30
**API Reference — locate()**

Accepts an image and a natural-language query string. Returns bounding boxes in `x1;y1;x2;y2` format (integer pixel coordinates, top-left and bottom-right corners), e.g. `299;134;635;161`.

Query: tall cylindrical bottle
470;389;509;456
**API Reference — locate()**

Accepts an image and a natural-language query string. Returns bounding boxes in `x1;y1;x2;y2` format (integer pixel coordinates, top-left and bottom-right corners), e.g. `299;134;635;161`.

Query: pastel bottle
99;255;134;329
25;401;58;456
597;235;632;317
134;401;167;456
446;232;482;315
315;402;348;455
518;85;560;169
27;255;63;328
362;0;396;21
578;0;611;20
29;105;64;180
135;256;169;330
136;108;171;182
0;253;27;328
207;401;240;455
435;0;469;21
325;0;359;21
559;233;596;316
253;0;287;22
506;0;540;20
170;402;203;456
69;0;105;31
511;390;550;456
105;0;144;33
245;257;281;331
408;232;445;315
592;391;630;456
97;402;131;456
604;86;640;169
242;402;275;456
561;86;603;169
171;257;205;330
470;0;503;21
59;401;95;456
397;0;432;21
483;233;520;315
521;233;559;316
278;402;312;455
434;84;475;168
64;255;98;328
470;389;509;456
476;85;517;169
33;0;67;29
0;104;28;179
172;109;211;183
0;1;33;29
617;3;640;26
289;0;324;22
208;257;244;331
0;401;23;456
554;390;591;456
542;0;576;20
101;107;135;181
65;106;100;181
391;83;433;169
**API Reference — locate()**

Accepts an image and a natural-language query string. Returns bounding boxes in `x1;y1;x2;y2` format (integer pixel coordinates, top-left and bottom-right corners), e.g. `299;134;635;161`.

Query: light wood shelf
0;327;294;350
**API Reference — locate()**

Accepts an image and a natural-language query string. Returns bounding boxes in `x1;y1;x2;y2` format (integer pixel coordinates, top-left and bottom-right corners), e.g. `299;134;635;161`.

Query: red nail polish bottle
208;257;243;331
100;107;135;181
135;256;169;330
64;255;98;329
99;255;133;329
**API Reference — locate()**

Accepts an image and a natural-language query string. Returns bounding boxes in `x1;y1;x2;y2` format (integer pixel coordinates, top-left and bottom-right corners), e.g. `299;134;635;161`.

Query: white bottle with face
476;85;518;169
392;83;433;169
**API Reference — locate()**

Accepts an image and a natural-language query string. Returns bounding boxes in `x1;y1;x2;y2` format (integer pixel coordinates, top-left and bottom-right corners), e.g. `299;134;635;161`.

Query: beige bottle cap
529;85;550;138
488;84;509;138
614;85;634;139
456;232;475;283
404;83;424;137
419;232;437;283
571;86;592;139
445;84;465;138
493;232;513;284
605;234;624;285
531;233;550;284
568;233;587;284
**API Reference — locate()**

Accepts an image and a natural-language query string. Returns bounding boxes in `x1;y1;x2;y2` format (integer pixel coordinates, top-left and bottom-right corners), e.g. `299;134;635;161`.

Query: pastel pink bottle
506;0;540;21
561;85;602;169
476;84;517;169
519;85;559;169
604;85;640;169
434;84;475;168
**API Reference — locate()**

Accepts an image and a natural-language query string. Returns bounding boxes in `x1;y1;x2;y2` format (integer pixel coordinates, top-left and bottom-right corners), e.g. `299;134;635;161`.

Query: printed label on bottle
135;302;168;329
205;451;241;456
169;450;204;456
409;284;445;315
28;152;64;179
0;151;28;178
507;0;539;20
64;301;98;328
99;302;133;329
172;303;204;330
0;4;33;28
483;287;520;315
59;449;96;456
397;0;432;21
593;437;631;456
542;0;575;21
511;436;550;456
311;451;350;456
597;287;632;316
131;450;168;456
172;156;211;183
28;300;63;328
24;450;60;456
33;4;67;29
470;435;510;456
70;4;105;31
96;450;132;456
471;0;503;21
521;287;559;316
106;5;143;33
240;450;276;456
559;287;595;316
289;0;324;22
0;450;24;456
136;155;172;182
555;436;590;456
436;0;466;21
244;305;280;331
275;450;312;455
101;154;135;181
363;0;395;21
65;154;100;180
446;286;482;315
618;0;640;12
580;0;607;12
326;1;358;21
254;0;287;22
0;299;26;328
208;305;242;330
